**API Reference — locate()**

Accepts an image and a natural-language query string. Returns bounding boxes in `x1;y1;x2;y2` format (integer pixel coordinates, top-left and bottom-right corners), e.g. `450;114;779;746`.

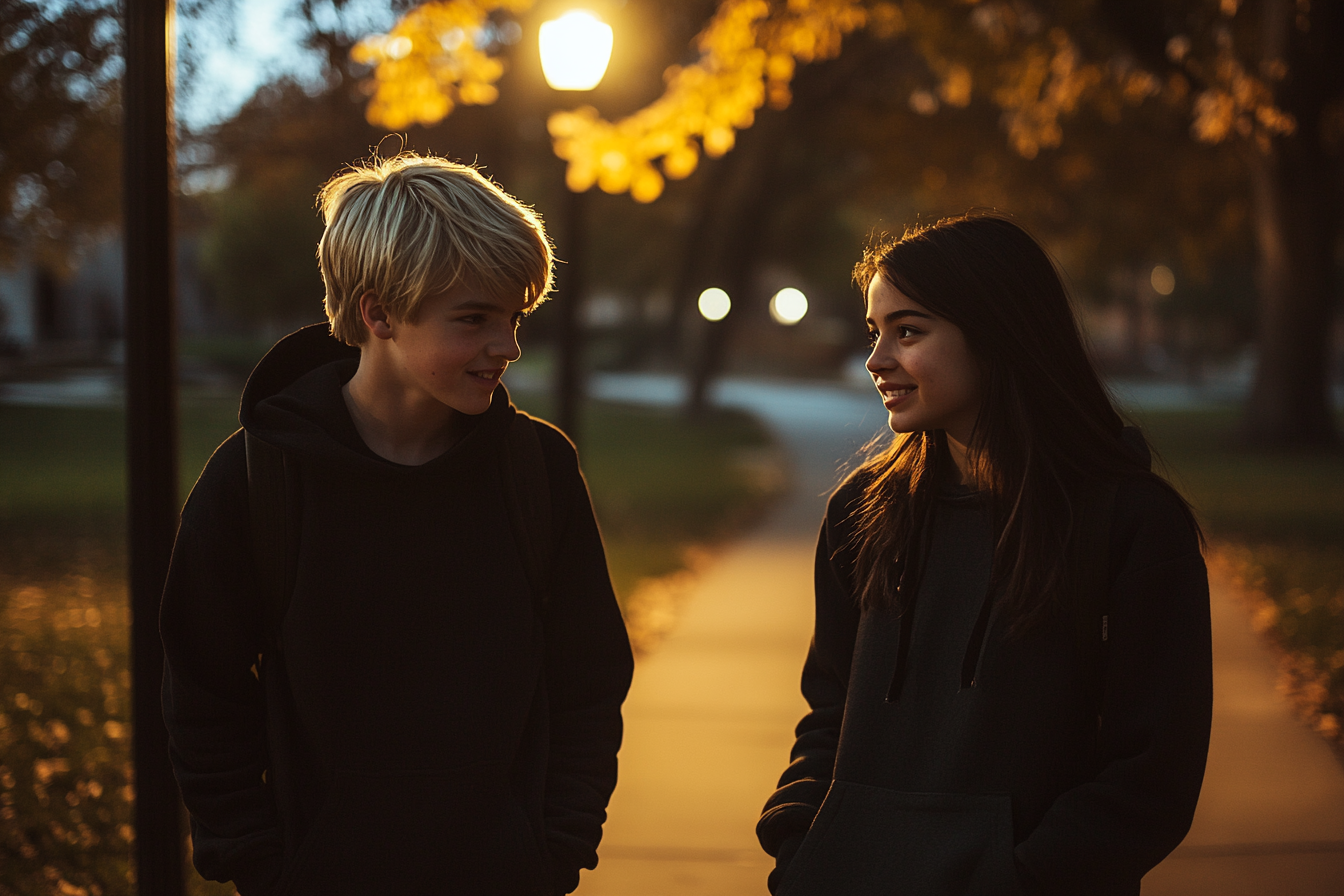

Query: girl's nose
865;343;889;374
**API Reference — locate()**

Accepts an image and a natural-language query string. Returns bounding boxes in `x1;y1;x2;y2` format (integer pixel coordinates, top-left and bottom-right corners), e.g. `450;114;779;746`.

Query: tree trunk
664;153;737;365
678;46;874;417
683;107;794;416
1242;140;1339;446
1241;0;1342;447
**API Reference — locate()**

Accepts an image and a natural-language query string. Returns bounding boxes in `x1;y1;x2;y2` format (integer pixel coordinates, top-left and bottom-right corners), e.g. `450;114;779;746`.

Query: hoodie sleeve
534;425;635;895
756;482;863;894
160;432;284;896
1013;480;1212;894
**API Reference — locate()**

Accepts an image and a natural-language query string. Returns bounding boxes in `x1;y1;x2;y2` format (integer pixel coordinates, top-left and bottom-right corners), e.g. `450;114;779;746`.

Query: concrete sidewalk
1142;574;1344;894
575;377;1344;895
576;382;880;895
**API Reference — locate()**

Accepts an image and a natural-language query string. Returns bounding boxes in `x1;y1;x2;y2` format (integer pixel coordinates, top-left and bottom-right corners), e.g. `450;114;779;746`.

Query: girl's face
865;275;983;446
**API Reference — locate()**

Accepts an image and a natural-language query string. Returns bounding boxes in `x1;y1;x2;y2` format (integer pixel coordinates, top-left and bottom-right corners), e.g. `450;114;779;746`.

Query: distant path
575;372;1344;895
575;378;883;895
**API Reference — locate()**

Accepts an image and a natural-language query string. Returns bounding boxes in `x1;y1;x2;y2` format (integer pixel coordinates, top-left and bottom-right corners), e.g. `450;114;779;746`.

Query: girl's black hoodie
757;472;1211;896
160;327;634;896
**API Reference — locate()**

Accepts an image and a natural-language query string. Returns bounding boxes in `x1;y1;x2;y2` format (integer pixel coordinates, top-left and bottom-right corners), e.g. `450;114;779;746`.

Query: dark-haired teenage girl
757;214;1212;896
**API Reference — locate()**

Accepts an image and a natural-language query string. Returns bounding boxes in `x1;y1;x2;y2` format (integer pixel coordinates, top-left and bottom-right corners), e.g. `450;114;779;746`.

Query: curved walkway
576;375;1344;896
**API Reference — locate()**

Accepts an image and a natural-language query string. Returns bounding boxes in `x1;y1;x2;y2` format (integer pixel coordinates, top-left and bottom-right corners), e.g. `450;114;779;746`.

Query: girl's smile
878;383;917;408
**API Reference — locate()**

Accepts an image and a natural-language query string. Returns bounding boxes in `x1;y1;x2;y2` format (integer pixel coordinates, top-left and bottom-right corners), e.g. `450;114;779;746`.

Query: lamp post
124;0;184;892
538;9;613;440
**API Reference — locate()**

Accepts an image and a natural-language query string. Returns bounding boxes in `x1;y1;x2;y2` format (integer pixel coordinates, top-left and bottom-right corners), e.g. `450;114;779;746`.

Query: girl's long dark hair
850;213;1199;633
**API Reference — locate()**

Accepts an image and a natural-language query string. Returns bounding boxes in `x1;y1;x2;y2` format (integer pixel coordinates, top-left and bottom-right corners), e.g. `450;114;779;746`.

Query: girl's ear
358;291;395;341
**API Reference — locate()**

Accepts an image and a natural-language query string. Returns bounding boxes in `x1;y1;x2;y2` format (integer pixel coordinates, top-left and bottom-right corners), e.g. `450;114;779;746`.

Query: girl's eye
865;330;879;347
896;325;920;339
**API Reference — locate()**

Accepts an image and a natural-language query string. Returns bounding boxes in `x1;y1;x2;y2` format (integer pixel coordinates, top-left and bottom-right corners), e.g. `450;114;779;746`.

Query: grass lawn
1132;408;1344;754
0;392;783;896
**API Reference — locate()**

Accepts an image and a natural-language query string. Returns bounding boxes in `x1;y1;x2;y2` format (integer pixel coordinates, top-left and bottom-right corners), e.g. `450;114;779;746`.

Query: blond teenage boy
161;154;634;896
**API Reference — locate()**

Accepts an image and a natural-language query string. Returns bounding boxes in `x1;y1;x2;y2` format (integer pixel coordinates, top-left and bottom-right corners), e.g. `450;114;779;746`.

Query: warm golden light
539;10;613;91
1151;265;1176;296
698;288;731;321
769;288;808;325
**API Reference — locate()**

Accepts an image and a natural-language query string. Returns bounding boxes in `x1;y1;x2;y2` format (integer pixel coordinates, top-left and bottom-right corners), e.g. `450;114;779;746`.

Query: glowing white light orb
539;11;613;91
698;287;731;321
1150;265;1175;296
769;287;808;325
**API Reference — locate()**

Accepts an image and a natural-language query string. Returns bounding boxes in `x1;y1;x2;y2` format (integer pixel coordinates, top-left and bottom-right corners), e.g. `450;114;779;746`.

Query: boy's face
388;285;526;416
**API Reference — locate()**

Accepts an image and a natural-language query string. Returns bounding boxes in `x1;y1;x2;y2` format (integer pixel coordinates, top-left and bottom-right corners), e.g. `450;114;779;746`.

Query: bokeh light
1151;264;1176;296
769;288;808;325
698;287;731;321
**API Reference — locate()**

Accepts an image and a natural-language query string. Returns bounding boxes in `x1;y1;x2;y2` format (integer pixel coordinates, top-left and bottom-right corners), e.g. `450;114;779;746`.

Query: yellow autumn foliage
992;30;1102;160
547;0;887;201
1188;38;1295;149
353;0;534;130
357;0;893;202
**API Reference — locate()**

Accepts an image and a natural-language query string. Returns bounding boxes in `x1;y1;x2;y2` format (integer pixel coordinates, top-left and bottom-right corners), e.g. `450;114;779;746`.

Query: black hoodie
757;471;1211;896
160;326;634;896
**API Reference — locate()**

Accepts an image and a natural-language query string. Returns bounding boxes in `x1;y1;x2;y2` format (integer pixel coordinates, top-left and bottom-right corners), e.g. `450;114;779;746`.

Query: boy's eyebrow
449;298;509;312
865;309;936;327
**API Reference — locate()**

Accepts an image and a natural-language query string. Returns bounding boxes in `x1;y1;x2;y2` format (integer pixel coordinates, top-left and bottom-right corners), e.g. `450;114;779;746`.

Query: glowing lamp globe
539;10;614;91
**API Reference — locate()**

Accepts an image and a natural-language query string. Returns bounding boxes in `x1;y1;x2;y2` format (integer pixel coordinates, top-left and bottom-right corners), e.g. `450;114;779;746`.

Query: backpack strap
501;413;554;611
1070;476;1119;729
244;430;301;659
1073;426;1150;710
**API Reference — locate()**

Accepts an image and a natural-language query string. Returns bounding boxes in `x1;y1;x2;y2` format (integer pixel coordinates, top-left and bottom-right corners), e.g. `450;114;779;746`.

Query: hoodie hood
238;322;514;470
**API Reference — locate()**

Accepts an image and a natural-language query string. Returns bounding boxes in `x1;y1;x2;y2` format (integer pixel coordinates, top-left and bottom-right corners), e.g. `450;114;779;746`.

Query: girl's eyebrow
865;309;936;326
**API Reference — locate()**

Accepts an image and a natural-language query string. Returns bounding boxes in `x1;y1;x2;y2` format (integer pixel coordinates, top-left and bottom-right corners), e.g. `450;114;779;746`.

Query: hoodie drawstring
884;493;935;703
960;585;997;689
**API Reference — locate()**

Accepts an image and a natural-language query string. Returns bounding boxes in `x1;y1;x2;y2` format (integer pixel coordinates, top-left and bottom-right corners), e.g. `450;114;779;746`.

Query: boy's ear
358;291;396;341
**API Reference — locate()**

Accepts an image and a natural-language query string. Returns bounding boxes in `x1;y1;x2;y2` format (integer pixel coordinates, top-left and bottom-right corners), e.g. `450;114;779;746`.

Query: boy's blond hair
317;153;553;346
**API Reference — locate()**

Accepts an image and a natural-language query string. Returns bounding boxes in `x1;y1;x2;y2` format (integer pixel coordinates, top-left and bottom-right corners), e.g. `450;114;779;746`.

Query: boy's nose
496;328;522;362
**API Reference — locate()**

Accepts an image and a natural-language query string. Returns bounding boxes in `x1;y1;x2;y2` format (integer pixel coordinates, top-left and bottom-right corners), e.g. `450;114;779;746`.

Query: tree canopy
352;0;1339;443
0;0;122;271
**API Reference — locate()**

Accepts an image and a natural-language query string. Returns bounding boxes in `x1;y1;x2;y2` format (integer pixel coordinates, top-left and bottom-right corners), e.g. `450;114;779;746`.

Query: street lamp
538;8;613;440
539;10;613;90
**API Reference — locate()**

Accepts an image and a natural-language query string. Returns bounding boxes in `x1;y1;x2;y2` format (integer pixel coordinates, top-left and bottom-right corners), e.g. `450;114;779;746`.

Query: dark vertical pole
554;184;585;441
688;315;731;418
124;0;185;893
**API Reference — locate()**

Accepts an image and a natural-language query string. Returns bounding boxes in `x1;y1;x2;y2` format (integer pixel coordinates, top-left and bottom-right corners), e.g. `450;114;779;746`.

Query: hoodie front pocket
276;767;548;896
779;781;1022;896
